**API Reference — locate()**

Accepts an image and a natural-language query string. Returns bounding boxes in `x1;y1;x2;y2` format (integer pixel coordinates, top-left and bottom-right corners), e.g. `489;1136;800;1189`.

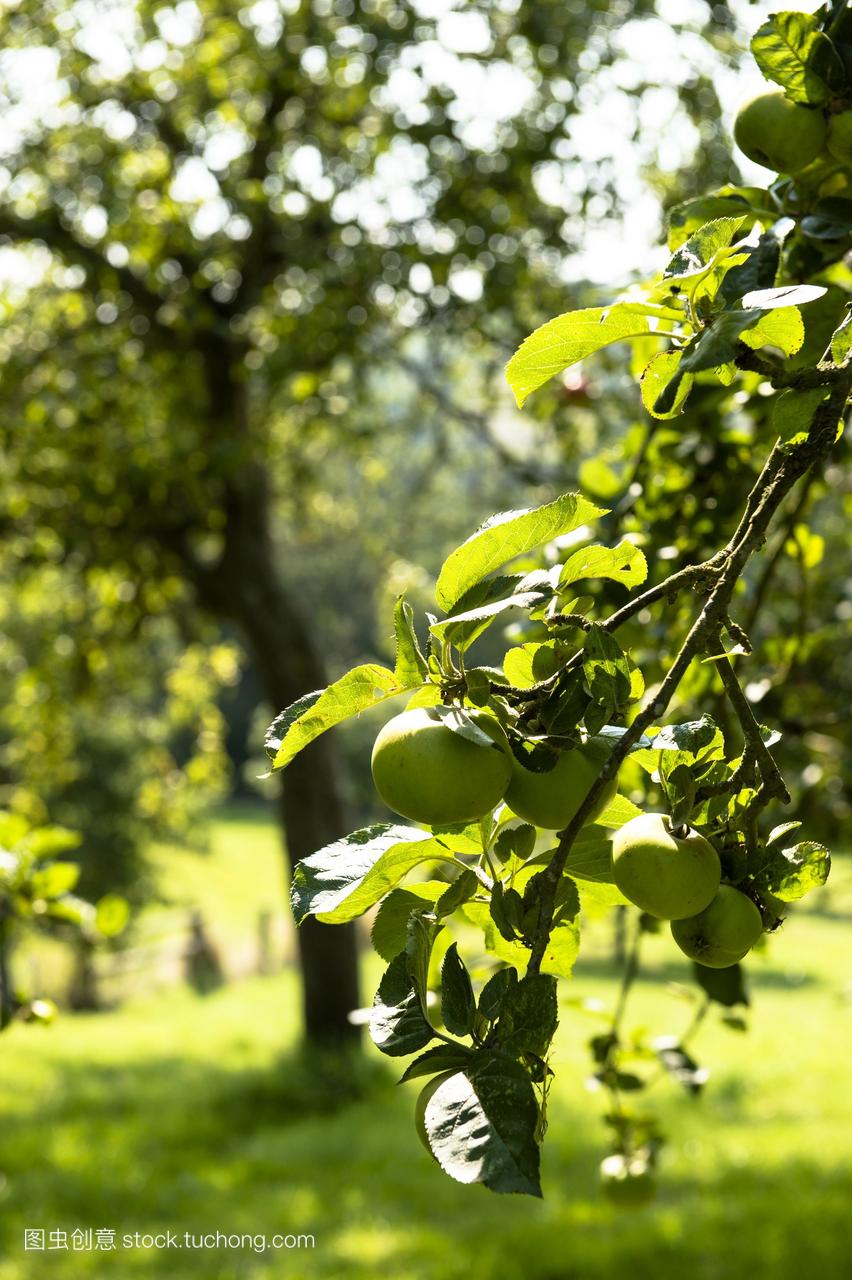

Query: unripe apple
827;109;852;163
504;738;618;831
599;1154;657;1208
371;706;512;826
414;1071;457;1158
612;813;720;920
671;884;763;968
733;91;826;173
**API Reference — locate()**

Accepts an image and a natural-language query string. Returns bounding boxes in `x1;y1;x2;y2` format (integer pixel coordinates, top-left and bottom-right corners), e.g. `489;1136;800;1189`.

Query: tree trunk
189;449;361;1048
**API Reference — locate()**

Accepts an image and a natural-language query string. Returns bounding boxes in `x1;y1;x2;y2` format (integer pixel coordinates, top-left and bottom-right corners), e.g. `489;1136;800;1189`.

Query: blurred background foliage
0;0;847;1017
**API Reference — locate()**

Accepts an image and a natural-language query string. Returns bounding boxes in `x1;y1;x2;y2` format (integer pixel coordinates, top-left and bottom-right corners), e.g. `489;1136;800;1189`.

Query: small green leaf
370;953;436;1058
830;306;852;365
641;350;693;419
652;1036;708;1094
559;541;647;592
290;825;453;925
663;216;745;281
754;840;831;901
30;862;80;899
371;884;448;962
495;973;558;1058
582;625;631;711
406;910;442;1010
751;12;843;104
739;307;804;357
399;1044;475;1082
435;869;479;917
478;967;518;1021
772;387;831;444
94;894;130;939
393;595;428;685
441;944;477;1037
436;492;604;612
693;961;749;1008
503;641;562;689
422;1057;542;1196
506;304;659;407
271;665;414;770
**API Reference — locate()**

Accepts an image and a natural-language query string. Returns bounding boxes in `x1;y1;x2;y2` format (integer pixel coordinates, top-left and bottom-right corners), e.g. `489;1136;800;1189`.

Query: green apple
599;1154;657;1208
612;813;720;920
414;1071;457;1158
671;884;763;968
371;706;512;826
504;738;618;831
827;109;852;163
734;91;826;173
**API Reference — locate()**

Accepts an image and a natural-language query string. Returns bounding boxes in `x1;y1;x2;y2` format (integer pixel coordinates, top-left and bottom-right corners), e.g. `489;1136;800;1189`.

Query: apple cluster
370;707;764;974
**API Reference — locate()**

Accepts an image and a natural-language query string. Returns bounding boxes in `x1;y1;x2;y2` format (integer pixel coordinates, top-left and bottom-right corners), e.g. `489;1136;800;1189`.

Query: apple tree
267;6;847;1196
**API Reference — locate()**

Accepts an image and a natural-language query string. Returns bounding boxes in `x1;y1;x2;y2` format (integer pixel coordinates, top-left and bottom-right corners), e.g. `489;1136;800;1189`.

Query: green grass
0;809;850;1280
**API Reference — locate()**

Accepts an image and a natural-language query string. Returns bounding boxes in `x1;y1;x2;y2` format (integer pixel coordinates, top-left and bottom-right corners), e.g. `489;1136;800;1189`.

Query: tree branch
712;656;790;802
525;373;852;976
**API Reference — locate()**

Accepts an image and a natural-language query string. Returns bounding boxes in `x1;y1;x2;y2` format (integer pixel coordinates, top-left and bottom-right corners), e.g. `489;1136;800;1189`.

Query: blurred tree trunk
188;363;361;1046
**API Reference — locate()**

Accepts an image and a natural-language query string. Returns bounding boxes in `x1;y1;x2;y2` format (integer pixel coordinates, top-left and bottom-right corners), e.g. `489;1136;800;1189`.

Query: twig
713;656;790;803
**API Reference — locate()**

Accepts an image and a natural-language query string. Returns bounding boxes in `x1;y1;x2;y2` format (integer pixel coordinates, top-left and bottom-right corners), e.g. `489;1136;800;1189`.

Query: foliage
0;810;123;1030
267;6;848;1196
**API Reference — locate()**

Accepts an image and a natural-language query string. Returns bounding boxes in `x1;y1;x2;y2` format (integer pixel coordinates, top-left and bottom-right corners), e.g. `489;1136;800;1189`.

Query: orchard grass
0;815;849;1280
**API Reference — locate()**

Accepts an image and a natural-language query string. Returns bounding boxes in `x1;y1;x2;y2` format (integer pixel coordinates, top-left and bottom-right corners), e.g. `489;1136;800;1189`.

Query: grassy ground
0;808;850;1280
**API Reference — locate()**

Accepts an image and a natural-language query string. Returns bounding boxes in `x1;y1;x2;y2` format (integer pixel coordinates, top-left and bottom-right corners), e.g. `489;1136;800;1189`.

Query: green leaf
370;953;436;1057
264;691;323;762
652;1036;707;1094
541;918;581;977
435;869;479;917
371;883;448;962
506;305;658;408
398;1044;475;1082
478;967;518;1021
693;961;749;1008
751;12;843;104
422;1058;542;1196
503;641;562;689
830;306;852;365
667;189;769;249
754;840;831;901
290;825;453;925
800;197;852;241
431;589;549;650
719;226;784;305
441;943;476;1037
664;762;697;829
772;387;831;445
271;665;415;770
739;306;804;356
596;793;644;828
663;217;745;281
30;862;80;899
463;900;531;968
582;625;631;710
393;595;428;685
436;492;604;612
23;826;82;859
641;350;693;419
406;910;442;1010
559;541;647;592
94;894;130;939
495;973;558;1057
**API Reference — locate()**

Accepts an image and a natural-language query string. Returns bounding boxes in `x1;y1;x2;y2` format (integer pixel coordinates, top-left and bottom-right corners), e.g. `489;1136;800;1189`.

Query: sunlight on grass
0;810;849;1280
